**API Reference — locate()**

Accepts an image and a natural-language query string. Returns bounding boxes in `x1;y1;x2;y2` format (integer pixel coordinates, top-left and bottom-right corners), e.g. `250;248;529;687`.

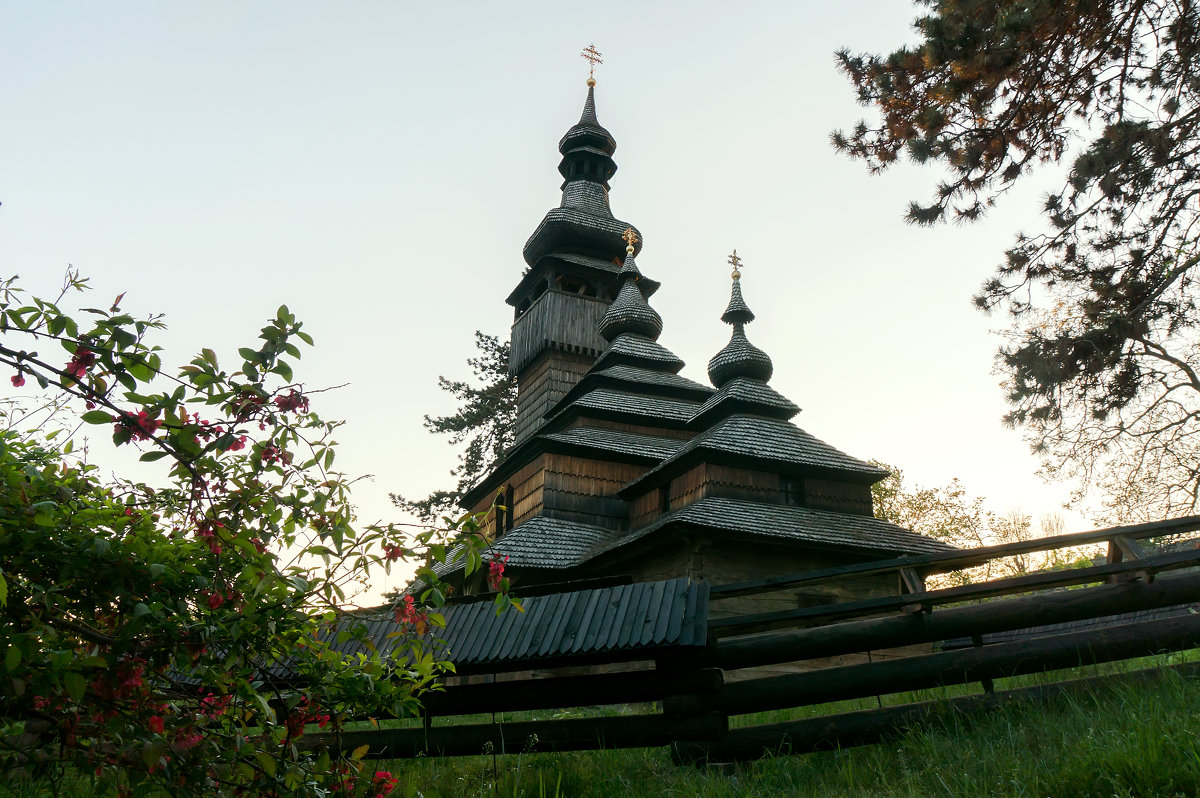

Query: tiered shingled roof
443;82;954;588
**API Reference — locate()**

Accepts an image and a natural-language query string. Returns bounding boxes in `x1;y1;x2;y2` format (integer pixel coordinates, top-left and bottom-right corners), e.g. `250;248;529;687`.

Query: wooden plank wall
510;290;610;374
542;454;645;530
629;465;783;529
804;477;874;517
467;456;548;537
513;349;595;443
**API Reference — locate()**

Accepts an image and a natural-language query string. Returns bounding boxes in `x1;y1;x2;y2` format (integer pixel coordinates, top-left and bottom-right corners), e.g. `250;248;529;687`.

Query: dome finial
708;252;773;386
581;43;603;86
622;227;640;256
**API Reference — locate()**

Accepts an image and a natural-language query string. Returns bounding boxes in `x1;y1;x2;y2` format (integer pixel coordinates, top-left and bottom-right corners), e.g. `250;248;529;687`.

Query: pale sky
2;3;1089;599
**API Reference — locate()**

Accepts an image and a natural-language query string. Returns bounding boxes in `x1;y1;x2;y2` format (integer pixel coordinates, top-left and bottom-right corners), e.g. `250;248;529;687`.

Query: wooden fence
307;515;1200;762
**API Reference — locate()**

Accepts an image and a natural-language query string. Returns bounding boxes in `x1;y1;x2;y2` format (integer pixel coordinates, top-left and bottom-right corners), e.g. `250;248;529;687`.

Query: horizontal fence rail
709;546;1200;637
289;516;1200;762
713;571;1200;671
709;514;1200;601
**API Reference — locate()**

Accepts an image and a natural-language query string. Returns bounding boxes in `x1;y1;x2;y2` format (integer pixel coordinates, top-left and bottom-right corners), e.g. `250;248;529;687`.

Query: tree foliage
837;1;1200;518
871;463;1093;582
0;272;486;796
391;331;515;522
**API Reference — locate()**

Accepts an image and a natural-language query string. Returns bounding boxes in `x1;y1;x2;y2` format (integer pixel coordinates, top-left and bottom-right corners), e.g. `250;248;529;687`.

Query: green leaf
139;451;170;462
64;671;86;702
238;347;261;364
133;602;150;618
4;645;19;671
256;751;277;777
82;410;114;425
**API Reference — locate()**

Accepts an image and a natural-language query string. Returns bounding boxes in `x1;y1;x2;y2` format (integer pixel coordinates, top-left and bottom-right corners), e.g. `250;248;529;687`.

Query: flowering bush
0;272;490;796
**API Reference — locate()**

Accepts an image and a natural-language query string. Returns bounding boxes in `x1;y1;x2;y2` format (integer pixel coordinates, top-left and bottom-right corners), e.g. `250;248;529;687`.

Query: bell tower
507;49;654;443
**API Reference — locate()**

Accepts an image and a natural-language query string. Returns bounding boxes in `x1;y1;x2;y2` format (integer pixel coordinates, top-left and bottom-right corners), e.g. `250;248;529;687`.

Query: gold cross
622;228;640;247
581;44;603;79
728;250;743;278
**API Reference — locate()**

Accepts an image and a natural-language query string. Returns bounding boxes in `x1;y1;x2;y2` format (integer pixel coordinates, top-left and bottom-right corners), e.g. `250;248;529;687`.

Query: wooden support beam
716;612;1200;716
899;567;928;614
301;712;727;759
714;571;1200;671
673;661;1200;764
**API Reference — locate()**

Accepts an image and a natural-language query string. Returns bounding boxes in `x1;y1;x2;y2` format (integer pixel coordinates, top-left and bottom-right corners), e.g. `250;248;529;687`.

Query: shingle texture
592;333;685;373
561;180;614;217
690;377;799;424
454;516;621;573
708;326;773;386
721;279;755;324
598;497;956;558
625;414;886;493
564;386;700;424
543;426;687;460
592;365;713;396
598;275;663;342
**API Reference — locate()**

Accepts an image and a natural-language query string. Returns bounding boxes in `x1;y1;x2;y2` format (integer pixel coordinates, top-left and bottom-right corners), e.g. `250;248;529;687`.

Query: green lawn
387;660;1200;798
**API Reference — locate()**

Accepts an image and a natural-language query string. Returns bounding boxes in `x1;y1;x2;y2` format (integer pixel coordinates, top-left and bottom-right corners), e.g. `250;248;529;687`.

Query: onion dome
707;251;774;387
522;80;642;267
599;232;663;342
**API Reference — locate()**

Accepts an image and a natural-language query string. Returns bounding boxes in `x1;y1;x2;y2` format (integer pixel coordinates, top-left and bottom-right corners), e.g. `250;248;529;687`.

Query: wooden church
435;75;952;618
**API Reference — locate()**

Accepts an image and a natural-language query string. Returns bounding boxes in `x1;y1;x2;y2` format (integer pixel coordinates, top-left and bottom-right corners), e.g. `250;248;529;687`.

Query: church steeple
521;78;642;267
508;53;648;444
708;251;774;387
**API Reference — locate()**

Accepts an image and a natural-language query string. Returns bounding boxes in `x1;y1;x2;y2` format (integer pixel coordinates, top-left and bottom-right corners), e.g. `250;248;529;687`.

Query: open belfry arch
438;52;953;614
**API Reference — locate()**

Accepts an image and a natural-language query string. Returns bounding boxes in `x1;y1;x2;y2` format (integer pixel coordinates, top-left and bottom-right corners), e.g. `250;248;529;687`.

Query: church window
658;483;671;514
781;476;803;506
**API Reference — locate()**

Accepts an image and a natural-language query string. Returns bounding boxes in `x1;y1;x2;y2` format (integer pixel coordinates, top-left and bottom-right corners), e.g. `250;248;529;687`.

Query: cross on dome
728;249;743;279
622;227;640;253
581;44;603;85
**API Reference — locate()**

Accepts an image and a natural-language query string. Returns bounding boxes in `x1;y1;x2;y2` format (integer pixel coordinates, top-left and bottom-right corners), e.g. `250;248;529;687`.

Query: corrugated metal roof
595;497;956;559
426;577;709;668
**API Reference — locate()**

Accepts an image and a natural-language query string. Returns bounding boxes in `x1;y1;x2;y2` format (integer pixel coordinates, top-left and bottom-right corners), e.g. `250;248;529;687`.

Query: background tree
836;1;1200;519
391;331;515;522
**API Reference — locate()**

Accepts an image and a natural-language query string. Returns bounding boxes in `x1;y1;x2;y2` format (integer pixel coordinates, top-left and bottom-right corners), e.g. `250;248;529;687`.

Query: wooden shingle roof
596;497;956;559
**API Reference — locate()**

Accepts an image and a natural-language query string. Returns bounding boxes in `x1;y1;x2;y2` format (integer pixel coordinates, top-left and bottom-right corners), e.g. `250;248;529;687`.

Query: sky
1;2;1090;599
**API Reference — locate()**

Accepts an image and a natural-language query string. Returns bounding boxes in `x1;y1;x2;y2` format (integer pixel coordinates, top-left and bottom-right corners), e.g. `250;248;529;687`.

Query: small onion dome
599;254;663;342
708;325;773;386
708;263;773;387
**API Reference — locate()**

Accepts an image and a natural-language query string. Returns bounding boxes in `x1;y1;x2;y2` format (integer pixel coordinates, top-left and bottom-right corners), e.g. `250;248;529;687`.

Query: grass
4;657;1198;797
385;658;1200;798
